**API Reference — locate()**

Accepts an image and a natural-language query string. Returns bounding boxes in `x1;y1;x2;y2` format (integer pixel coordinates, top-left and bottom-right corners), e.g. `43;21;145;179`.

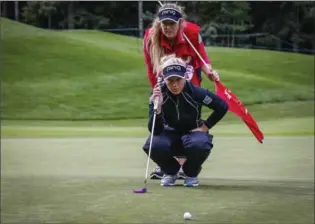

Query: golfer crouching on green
142;55;229;187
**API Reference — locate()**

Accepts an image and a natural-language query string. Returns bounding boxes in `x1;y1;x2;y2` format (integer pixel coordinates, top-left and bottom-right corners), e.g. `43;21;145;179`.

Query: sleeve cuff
203;119;212;130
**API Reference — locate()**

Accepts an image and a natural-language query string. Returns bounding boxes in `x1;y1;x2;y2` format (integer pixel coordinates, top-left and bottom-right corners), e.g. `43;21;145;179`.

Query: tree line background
1;1;315;54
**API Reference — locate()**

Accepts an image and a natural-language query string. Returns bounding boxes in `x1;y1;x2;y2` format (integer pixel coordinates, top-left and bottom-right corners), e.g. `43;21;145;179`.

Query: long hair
146;3;186;74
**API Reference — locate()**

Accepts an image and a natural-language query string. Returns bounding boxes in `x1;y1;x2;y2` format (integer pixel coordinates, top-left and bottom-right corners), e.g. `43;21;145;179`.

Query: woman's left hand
190;123;209;133
207;69;220;82
185;65;194;81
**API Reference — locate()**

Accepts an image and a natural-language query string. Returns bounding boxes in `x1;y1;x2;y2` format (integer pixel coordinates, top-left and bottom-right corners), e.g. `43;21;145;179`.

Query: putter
133;77;163;194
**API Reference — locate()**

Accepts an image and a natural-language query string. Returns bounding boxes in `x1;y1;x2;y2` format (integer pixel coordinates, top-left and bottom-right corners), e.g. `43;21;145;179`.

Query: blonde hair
146;3;186;74
160;54;186;73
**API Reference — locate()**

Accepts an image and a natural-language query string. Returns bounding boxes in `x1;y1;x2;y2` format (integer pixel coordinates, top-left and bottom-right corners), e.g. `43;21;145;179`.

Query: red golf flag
215;81;264;143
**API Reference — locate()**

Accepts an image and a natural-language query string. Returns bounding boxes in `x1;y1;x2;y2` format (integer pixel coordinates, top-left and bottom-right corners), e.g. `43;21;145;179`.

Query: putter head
133;188;147;194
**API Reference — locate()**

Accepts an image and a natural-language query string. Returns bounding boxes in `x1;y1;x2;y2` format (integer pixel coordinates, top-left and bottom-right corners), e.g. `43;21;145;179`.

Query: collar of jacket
160;29;185;50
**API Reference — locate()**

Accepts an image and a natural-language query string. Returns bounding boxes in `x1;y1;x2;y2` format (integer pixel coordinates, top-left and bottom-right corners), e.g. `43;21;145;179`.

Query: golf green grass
2;137;314;223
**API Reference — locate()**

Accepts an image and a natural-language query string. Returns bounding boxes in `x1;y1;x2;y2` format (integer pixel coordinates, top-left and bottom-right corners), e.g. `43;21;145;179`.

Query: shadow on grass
181;178;315;196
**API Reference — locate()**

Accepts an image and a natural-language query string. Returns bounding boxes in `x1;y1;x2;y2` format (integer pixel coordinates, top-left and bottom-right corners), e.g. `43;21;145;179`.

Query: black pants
142;130;213;177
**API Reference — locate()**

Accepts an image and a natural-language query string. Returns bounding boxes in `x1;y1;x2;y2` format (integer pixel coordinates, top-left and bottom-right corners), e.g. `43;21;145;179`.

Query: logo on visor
166;65;182;72
161;9;176;16
158;8;182;21
163;64;186;78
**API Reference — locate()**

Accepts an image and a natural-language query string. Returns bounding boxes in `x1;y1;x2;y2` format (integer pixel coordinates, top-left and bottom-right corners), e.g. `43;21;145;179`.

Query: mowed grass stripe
1;117;314;138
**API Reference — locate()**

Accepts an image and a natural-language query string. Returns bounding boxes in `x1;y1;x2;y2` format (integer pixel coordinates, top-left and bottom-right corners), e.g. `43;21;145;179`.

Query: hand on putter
150;84;163;113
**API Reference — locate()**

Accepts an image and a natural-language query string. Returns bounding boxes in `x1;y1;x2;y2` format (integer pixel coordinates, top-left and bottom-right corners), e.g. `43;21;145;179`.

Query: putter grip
153;76;163;111
153;97;159;111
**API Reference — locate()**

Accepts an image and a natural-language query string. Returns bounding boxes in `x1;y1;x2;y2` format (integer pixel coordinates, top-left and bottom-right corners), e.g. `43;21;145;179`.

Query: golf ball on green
183;212;192;220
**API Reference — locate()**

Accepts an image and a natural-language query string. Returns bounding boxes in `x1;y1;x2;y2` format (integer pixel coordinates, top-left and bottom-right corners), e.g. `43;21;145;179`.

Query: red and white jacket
143;21;211;88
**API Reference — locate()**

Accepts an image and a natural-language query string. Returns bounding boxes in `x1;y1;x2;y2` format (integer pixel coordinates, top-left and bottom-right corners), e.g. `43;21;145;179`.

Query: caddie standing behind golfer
143;2;220;179
142;55;228;187
144;2;220;87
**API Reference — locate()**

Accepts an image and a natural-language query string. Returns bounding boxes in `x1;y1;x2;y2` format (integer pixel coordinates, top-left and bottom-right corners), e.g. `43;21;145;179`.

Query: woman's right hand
150;84;163;113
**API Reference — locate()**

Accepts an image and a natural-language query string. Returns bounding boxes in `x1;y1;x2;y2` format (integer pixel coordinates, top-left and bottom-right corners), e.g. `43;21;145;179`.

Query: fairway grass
1;137;314;224
2;18;314;120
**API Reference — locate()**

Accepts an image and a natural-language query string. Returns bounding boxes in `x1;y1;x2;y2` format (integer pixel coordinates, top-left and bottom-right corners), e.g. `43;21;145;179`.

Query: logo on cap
158;8;182;22
162;64;186;79
161;9;176;16
166;65;182;72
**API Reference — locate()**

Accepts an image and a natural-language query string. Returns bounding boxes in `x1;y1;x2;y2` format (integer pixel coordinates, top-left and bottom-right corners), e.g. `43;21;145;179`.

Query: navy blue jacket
148;81;229;134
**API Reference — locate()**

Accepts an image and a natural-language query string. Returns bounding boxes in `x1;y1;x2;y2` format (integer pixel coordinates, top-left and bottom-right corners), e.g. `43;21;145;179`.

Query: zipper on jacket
176;97;180;120
169;95;180;121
